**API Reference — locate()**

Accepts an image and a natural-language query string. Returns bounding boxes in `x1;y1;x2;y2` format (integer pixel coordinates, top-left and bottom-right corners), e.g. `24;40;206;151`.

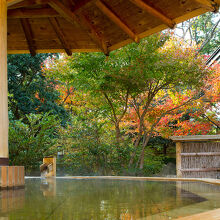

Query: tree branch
202;113;220;129
103;92;118;123
197;18;220;54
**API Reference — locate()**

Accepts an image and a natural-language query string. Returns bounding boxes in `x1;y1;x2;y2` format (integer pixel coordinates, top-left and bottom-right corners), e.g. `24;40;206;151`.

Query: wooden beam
48;17;72;56
48;0;77;25
109;7;210;52
96;0;139;43
72;0;94;12
194;0;219;12
8;8;59;18
8;0;35;9
181;168;220;172
8;48;102;54
170;135;220;142
62;0;74;9
129;0;175;29
181;152;220;156
7;0;46;9
79;13;108;55
0;0;9;161
20;18;36;56
7;0;24;7
48;0;107;53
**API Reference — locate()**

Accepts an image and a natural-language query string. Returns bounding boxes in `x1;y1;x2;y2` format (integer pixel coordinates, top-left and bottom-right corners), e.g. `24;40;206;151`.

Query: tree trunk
128;134;141;166
115;123;121;144
139;150;145;169
14;105;20;120
163;144;167;156
138;134;152;169
128;99;151;167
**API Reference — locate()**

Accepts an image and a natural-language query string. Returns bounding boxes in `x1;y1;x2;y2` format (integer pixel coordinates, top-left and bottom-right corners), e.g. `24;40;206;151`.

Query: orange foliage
124;61;219;138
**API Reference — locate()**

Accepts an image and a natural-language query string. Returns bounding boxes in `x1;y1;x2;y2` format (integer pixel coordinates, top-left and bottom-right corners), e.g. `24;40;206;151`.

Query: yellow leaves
155;90;165;99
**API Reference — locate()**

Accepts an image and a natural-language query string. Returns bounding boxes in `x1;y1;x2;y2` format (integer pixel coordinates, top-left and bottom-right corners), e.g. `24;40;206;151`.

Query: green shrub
9;112;60;173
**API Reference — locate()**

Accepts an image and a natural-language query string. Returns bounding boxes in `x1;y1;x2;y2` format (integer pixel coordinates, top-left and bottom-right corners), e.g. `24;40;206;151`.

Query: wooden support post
0;0;9;165
176;142;182;178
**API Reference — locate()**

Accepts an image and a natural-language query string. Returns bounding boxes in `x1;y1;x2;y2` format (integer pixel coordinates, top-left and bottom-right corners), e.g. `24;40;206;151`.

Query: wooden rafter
48;17;72;56
68;0;76;7
62;0;74;8
79;13;108;54
47;0;107;52
194;0;219;11
8;0;48;9
48;0;76;25
8;0;36;9
129;0;175;29
20;18;36;56
7;0;220;55
7;0;24;7
96;0;139;43
72;0;94;12
8;8;59;18
58;0;93;11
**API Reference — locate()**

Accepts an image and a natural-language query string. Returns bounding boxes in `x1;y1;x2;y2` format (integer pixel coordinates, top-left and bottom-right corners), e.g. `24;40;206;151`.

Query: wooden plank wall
0;166;25;188
180;142;220;178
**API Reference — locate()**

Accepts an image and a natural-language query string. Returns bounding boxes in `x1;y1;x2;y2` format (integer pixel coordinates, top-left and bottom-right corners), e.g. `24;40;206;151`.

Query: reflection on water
0;179;220;220
40;178;56;197
0;188;25;220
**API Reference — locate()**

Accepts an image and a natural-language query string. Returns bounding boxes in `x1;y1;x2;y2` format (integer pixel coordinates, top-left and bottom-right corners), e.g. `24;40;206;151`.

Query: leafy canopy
8;54;68;124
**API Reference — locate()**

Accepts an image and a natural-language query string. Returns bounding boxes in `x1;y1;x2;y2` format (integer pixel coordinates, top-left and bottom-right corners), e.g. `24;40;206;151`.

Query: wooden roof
170;135;220;142
7;0;220;55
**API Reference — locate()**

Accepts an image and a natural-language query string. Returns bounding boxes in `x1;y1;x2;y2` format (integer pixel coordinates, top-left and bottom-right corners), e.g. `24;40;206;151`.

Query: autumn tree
147;59;220;138
45;52;133;144
121;37;210;168
45;34;210;170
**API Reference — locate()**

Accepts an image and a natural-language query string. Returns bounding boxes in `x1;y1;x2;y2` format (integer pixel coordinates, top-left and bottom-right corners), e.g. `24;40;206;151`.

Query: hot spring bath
1;178;220;219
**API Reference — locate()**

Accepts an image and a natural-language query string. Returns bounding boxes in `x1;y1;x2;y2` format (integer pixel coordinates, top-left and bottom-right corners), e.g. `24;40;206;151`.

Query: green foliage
191;12;220;54
9;33;211;175
8;54;68;124
44;33;209;172
48;33;207;101
174;12;220;55
57;111;174;176
46;35;172;124
57;111;134;175
9;112;60;173
116;149;168;177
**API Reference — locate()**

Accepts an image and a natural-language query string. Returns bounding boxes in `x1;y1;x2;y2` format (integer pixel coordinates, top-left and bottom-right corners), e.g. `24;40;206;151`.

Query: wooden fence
170;135;220;179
